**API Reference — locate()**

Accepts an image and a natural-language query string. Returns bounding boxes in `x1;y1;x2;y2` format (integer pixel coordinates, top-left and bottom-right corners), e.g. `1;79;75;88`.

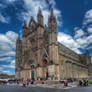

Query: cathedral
15;8;91;81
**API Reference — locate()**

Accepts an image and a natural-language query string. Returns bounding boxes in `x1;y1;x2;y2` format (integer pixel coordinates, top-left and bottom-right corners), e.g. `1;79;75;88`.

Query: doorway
31;70;35;80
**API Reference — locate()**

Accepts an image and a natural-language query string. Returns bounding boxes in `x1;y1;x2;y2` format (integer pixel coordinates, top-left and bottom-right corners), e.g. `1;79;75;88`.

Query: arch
31;70;35;80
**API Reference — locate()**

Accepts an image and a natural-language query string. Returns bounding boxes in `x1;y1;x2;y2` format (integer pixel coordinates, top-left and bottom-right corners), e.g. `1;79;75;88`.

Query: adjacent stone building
15;8;91;80
88;64;92;79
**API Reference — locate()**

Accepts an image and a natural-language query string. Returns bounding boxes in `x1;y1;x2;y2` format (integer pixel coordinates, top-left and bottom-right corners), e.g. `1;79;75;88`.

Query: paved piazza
0;85;92;92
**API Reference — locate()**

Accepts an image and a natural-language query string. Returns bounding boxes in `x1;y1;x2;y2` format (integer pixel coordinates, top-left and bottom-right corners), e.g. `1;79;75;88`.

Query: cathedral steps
34;80;60;85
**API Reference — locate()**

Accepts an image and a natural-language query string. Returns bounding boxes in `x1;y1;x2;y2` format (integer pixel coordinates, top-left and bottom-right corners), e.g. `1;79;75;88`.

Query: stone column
64;61;67;79
71;63;73;78
75;64;78;79
67;62;70;78
67;62;69;78
69;62;72;78
55;65;60;80
72;63;74;78
36;67;43;78
76;65;79;79
73;63;76;79
47;65;55;79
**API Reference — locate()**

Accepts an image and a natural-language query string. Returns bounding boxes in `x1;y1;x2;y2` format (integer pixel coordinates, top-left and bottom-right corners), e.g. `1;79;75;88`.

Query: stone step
34;80;60;85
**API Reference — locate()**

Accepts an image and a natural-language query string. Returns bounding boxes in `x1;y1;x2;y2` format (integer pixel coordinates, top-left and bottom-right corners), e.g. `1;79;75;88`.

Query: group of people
22;80;34;87
1;78;89;88
78;79;88;86
16;79;35;87
63;78;89;87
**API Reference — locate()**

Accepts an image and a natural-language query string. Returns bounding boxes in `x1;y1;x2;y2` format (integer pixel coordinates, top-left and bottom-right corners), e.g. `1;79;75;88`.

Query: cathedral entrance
30;62;35;80
31;70;35;80
46;71;48;80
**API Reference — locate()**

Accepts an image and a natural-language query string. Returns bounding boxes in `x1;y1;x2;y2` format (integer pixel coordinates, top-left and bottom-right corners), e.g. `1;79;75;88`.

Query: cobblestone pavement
3;82;78;89
0;84;92;92
28;83;76;89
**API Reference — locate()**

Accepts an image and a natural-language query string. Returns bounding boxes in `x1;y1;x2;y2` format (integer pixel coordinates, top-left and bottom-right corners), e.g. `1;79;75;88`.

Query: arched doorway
30;63;35;81
46;71;48;80
43;58;48;80
31;70;35;80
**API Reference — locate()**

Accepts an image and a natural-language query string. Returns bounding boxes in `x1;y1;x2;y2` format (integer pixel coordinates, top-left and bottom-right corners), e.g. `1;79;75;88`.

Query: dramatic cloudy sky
0;0;92;75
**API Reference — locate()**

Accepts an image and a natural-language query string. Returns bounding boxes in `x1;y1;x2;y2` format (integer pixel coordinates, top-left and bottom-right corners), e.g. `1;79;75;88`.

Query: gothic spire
29;16;37;28
18;35;21;40
86;50;89;55
31;16;34;21
29;16;36;23
49;9;56;22
38;7;42;16
23;20;27;28
37;7;43;25
48;9;57;33
17;35;21;43
50;9;54;17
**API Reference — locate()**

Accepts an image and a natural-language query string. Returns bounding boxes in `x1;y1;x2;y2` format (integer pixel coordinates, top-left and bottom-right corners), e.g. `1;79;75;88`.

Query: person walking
23;82;26;87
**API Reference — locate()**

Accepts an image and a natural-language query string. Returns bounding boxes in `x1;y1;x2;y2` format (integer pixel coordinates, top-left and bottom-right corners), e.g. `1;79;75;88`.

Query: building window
50;60;53;65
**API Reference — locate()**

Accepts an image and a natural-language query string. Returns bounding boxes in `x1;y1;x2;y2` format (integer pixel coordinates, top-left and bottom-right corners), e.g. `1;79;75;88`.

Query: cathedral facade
15;8;91;80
